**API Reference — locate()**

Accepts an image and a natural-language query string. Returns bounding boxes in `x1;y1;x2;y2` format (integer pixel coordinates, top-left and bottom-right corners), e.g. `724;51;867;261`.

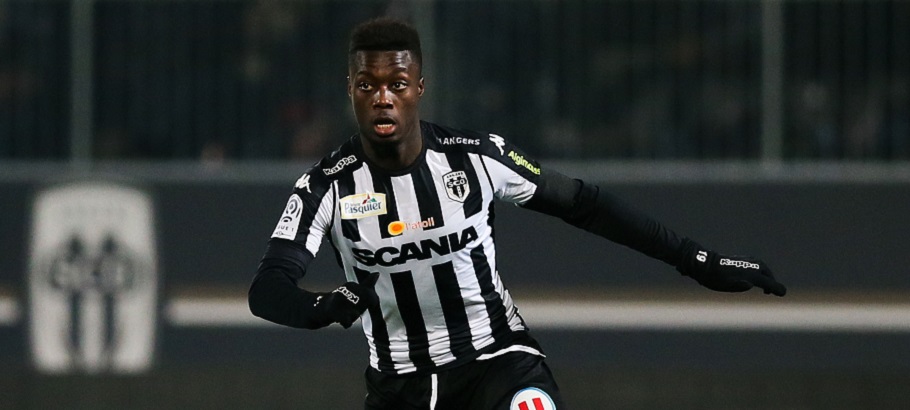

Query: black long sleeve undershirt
250;169;688;328
522;169;687;267
248;239;331;329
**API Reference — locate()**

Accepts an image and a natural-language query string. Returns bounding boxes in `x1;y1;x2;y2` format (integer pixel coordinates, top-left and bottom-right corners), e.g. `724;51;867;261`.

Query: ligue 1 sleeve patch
271;194;303;240
510;387;556;410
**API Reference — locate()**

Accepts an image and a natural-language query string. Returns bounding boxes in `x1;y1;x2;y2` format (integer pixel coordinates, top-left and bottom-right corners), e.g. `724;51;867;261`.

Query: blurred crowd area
1;0;908;162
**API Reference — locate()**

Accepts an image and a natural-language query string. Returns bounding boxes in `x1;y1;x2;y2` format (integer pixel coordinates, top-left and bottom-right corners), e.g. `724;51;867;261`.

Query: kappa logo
295;174;312;193
333;286;359;305
443;171;470;203
489;134;506;155
272;194;303;240
340;193;387;220
510;387;556;410
720;258;761;270
323;155;357;175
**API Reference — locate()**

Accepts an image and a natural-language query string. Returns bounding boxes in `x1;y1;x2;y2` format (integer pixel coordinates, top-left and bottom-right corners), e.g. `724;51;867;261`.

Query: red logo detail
518;398;545;410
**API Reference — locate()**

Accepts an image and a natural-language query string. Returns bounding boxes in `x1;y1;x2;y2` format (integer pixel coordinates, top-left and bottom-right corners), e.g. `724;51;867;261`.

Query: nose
373;87;393;108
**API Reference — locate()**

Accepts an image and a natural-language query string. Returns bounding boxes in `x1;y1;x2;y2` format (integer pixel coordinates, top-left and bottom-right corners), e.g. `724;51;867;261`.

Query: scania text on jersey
719;258;760;270
351;227;478;267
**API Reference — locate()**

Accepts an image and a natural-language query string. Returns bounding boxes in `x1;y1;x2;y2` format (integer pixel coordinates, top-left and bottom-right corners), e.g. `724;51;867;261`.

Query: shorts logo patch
272;194;303;240
510;387;556;410
340;193;387;220
443;171;470;203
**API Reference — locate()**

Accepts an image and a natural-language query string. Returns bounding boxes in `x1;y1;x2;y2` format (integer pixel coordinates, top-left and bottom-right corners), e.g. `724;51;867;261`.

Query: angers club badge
443;171;470;203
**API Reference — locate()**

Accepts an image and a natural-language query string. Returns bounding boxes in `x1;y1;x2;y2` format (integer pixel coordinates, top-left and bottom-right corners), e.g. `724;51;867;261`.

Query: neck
361;130;423;172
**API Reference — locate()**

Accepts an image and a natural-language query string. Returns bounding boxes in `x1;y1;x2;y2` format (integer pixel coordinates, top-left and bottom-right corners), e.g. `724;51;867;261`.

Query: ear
418;77;425;97
346;76;352;97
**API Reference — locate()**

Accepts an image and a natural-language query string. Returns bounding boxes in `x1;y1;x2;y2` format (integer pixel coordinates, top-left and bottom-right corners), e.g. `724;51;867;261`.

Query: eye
357;82;373;92
391;81;408;91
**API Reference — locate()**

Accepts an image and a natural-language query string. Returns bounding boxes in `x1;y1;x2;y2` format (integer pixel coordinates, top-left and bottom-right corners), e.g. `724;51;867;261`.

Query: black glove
676;240;787;296
314;272;380;328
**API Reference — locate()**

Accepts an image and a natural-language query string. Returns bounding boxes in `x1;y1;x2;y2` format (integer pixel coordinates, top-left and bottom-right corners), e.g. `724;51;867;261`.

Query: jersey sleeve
477;133;542;205
248;165;336;329
269;166;334;259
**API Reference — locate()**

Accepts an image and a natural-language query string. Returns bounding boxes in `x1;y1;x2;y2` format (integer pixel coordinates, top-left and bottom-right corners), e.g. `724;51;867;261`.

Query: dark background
2;169;909;409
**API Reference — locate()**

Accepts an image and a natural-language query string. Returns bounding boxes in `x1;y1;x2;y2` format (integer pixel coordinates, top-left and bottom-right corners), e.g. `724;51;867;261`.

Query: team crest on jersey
510;387;556;410
340;193;387;220
443;171;470;203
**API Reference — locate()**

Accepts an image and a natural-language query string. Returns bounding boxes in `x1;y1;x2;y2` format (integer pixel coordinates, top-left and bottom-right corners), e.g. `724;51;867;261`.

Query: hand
676;240;787;296
314;273;380;328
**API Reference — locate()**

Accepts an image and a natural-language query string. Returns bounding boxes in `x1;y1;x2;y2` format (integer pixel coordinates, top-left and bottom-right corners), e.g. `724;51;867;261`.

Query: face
348;50;424;146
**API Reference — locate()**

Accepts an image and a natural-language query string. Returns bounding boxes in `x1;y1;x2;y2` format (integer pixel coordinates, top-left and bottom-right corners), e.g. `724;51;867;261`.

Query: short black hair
348;17;422;70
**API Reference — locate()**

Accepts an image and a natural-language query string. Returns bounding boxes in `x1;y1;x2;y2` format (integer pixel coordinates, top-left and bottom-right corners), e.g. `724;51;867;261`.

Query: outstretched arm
522;169;786;296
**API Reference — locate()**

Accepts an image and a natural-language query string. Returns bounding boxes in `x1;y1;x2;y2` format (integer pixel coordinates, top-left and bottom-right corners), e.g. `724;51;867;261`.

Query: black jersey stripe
479;158;497;241
431;262;476;359
370;172;399;239
336;171;360;242
486;202;496;241
444;152;483;217
470;244;510;342
410;161;444;230
354;267;395;372
389;271;436;372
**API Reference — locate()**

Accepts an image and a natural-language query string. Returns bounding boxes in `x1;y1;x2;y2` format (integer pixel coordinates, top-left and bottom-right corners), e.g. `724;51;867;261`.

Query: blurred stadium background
1;0;909;408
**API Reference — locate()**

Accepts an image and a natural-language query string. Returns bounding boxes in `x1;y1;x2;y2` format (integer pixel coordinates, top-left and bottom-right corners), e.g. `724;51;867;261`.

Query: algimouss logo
28;183;158;374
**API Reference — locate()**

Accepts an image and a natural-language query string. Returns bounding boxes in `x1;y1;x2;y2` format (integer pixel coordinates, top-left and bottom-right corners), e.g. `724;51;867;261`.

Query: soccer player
248;17;787;410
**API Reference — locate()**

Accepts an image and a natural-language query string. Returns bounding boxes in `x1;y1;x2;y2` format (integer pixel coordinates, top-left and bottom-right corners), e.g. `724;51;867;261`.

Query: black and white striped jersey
270;121;545;375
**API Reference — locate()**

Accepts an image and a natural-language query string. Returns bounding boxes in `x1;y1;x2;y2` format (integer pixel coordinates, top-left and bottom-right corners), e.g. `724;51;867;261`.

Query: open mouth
373;117;397;136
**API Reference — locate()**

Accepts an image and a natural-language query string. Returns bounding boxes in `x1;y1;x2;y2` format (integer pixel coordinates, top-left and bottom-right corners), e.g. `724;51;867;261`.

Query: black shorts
364;350;564;410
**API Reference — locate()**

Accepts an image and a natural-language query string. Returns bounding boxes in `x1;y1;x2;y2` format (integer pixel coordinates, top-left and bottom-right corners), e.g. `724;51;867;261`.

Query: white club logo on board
28;182;159;374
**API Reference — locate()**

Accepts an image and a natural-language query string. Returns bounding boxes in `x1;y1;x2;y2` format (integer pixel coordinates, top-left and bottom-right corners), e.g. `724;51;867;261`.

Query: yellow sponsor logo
508;151;541;175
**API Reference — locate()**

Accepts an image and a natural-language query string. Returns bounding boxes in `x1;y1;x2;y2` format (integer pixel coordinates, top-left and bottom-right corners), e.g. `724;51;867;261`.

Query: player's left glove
676;239;787;296
313;272;380;328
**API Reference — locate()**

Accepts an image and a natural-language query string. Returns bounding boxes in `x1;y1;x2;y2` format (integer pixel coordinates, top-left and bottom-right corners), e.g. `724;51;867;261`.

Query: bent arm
522;169;686;266
248;238;331;329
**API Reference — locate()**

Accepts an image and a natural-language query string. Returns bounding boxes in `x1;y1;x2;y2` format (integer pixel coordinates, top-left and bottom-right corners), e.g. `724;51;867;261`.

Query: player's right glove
313;272;380;328
676;239;787;296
